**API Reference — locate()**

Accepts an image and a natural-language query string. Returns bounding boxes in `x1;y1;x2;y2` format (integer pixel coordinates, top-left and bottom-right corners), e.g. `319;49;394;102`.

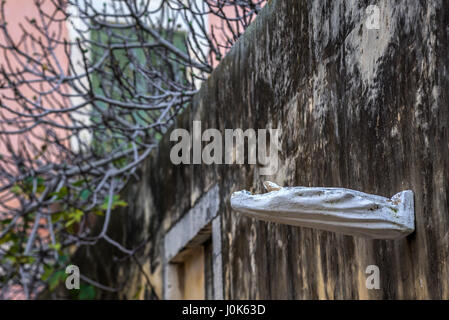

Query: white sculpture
230;182;414;239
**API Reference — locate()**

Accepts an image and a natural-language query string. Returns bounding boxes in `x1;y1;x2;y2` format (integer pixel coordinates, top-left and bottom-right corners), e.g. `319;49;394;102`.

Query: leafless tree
0;0;264;299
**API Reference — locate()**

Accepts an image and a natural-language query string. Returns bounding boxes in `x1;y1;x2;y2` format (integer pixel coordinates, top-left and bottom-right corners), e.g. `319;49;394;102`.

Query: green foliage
78;284;96;300
101;194;128;210
10;176;46;196
48;242;61;252
48;270;66;291
64;208;84;228
0;231;14;245
41;265;54;282
1;176;128;297
80;189;91;201
50;186;68;199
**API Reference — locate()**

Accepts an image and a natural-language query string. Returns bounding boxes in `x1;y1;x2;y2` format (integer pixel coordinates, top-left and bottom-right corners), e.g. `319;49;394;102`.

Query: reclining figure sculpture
230;182;415;239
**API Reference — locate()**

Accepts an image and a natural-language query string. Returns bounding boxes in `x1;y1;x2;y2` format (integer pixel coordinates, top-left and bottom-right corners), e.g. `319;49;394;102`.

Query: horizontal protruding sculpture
230;182;414;239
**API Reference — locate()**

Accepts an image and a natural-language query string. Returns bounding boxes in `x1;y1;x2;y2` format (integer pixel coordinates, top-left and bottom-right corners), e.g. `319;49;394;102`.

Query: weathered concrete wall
76;0;449;299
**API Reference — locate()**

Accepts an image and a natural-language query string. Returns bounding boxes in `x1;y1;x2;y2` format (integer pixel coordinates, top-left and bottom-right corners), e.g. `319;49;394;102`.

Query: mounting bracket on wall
230;182;415;240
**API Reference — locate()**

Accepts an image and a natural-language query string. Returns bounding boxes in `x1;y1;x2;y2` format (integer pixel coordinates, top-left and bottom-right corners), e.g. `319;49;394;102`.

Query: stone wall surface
73;0;449;299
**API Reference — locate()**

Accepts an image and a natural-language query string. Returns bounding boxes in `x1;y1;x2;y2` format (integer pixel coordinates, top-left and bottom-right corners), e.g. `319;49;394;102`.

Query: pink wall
0;0;70;166
0;0;70;209
208;3;265;67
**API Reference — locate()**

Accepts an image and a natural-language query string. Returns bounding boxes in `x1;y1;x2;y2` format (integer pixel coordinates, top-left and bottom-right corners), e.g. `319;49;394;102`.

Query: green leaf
115;200;128;207
49;270;65;291
0;233;12;245
65;219;76;228
101;195;128;210
72;179;86;187
51;212;64;223
41;265;54;281
49;243;61;251
58;254;69;265
66;223;76;234
78;285;96;300
50;186;68;200
64;209;83;228
70;209;84;221
11;184;22;195
20;256;35;264
80;189;91;201
92;209;104;216
8;242;19;254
